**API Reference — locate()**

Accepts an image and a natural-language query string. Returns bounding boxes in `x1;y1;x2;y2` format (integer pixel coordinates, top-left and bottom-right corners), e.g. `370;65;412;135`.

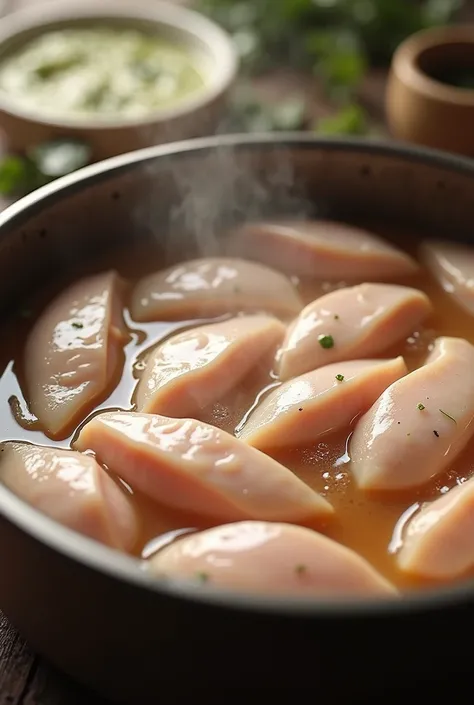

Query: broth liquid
2;226;474;592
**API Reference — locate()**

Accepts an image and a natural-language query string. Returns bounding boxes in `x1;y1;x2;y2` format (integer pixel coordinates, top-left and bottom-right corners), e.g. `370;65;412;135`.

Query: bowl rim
392;24;474;106
0;0;238;130
3;132;474;619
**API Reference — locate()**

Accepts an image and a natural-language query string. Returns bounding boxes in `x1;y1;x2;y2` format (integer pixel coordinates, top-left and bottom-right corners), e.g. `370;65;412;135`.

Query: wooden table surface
0;1;470;703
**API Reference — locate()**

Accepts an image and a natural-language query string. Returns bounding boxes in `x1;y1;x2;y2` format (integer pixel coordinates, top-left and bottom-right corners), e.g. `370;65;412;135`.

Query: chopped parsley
417;403;425;411
295;564;307;575
196;571;209;583
72;321;83;329
335;374;344;382
318;334;334;349
439;409;456;424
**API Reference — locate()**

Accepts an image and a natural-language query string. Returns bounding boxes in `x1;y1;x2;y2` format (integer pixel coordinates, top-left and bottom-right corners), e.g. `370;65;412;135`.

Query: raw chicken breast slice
135;315;285;418
421;240;474;316
0;442;137;550
350;337;474;491
24;271;128;439
225;220;418;279
148;521;397;597
396;479;474;579
74;411;333;523
130;257;302;322
239;357;407;452
278;283;431;381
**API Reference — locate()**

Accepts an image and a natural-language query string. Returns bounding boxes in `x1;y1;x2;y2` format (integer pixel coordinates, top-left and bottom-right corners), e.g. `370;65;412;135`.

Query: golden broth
1;224;473;593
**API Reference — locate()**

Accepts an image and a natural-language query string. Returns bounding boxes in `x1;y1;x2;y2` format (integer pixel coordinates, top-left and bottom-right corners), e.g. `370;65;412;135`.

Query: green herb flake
417;403;425;411
295;564;307;575
439;409;457;424
334;314;340;320
196;571;209;583
72;321;83;329
318;334;334;349
335;374;344;382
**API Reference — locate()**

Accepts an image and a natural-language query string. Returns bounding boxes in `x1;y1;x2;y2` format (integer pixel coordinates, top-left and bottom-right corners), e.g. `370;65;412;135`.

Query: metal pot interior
1;133;474;612
2;134;474;318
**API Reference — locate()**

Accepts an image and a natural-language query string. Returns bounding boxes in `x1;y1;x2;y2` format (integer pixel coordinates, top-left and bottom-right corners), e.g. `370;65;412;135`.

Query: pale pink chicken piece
350;337;474;491
0;442;137;550
421;240;474;316
148;521;397;597
239;357;407;452
24;271;128;439
134;315;284;417
74;411;333;523
278;283;431;381
396;478;474;580
225;220;418;279
130;257;302;322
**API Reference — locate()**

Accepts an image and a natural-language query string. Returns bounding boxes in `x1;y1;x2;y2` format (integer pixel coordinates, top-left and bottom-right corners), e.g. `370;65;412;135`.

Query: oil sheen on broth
1;222;473;595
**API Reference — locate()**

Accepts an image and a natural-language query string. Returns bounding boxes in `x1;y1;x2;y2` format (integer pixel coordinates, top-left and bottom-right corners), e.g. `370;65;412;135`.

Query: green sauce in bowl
0;26;206;120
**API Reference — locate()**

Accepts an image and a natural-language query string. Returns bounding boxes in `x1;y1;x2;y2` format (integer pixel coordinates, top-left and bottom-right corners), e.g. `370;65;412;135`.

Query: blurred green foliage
0;139;91;197
198;0;464;133
0;0;464;195
199;0;463;78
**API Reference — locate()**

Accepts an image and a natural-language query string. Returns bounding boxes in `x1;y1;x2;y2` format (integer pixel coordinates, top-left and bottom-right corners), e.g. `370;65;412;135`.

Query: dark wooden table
0;614;111;704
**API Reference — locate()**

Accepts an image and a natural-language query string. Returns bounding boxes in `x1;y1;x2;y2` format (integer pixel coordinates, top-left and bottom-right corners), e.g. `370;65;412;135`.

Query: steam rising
136;134;317;266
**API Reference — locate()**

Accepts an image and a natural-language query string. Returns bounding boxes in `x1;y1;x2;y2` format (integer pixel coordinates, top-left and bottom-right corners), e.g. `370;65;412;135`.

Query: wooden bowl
386;25;474;156
0;0;238;161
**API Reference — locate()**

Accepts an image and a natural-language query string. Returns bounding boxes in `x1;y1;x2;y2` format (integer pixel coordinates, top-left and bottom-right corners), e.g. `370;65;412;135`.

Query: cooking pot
0;134;473;704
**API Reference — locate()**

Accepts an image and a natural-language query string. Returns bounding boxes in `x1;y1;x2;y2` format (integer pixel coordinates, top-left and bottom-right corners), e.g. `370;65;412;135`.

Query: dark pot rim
2;132;474;620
